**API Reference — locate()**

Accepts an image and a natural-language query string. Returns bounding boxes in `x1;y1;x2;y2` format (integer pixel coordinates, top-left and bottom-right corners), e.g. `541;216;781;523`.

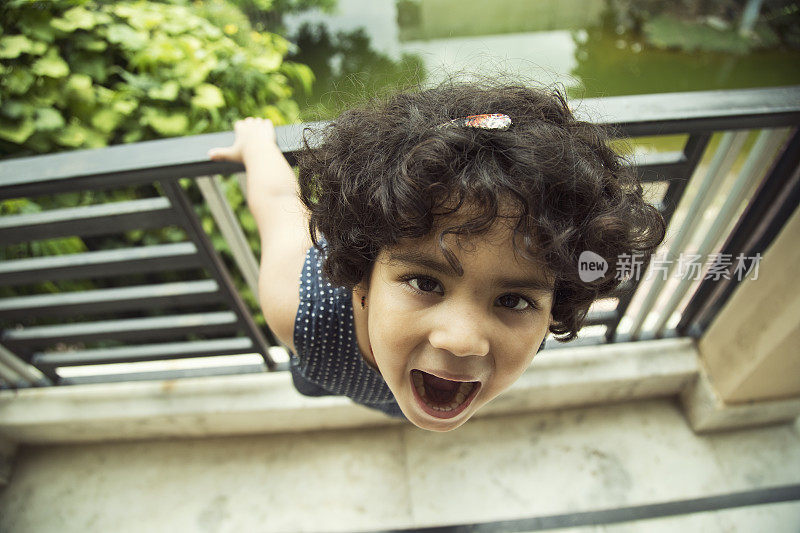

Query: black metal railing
0;85;798;388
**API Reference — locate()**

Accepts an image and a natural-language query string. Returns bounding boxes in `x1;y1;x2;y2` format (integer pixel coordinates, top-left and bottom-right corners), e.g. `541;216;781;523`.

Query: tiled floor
1;399;798;533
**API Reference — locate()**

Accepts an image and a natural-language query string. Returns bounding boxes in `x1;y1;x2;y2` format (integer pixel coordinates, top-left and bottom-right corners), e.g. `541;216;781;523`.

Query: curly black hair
297;81;665;341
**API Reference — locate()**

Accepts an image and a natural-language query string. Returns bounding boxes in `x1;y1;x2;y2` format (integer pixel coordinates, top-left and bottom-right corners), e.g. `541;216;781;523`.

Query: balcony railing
0;85;798;389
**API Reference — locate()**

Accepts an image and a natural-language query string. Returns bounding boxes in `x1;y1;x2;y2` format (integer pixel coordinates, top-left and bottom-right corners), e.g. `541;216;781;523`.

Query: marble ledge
681;365;800;433
0;338;700;444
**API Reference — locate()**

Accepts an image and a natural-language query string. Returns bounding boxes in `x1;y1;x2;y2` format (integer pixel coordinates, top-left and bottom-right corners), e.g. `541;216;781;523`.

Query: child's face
354;217;554;431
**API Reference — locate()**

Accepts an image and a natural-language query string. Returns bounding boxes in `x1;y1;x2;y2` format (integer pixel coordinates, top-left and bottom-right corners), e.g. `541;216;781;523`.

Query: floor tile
703;421;800;490
0;426;414;533
713;500;800;532
2;399;798;533
402;400;731;528
599;510;725;532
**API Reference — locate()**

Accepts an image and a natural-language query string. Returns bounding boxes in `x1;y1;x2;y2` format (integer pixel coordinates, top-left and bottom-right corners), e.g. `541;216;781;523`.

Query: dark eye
408;277;442;293
498;294;531;311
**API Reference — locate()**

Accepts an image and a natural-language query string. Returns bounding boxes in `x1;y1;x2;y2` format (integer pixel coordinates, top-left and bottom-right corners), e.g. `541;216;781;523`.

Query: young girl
208;81;665;432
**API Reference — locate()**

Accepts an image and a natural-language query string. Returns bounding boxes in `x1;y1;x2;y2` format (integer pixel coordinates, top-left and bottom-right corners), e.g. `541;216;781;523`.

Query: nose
427;304;491;357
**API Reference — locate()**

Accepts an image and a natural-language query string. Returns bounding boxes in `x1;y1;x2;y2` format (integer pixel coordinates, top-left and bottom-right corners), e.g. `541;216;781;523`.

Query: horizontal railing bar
579;85;800;137
629;151;690;182
3;311;239;350
543;335;607;350
0;280;220;319
58;363;268;385
584;309;619;327
0;242;201;286
33;337;254;367
0;87;797;199
0;122;321;199
0;197;180;246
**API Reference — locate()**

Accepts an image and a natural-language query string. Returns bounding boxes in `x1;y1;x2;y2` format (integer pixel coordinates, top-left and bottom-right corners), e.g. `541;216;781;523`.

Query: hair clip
440;113;512;130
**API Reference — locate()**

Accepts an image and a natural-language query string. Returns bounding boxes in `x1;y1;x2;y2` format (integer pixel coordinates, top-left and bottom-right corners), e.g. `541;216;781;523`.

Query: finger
208;147;232;160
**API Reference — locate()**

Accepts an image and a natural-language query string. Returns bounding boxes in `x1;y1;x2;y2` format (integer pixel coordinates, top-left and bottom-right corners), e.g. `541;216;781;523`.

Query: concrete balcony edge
681;364;800;433
0;338;704;444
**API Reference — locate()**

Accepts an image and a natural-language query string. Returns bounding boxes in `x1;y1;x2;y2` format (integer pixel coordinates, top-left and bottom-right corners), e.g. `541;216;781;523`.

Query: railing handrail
1;85;799;198
575;85;800;135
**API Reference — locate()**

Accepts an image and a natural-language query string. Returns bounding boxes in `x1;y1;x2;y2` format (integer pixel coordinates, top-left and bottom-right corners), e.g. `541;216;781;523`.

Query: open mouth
410;369;481;420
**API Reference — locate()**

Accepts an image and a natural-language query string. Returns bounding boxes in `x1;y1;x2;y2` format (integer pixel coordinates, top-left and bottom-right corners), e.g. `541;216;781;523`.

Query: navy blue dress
290;240;405;418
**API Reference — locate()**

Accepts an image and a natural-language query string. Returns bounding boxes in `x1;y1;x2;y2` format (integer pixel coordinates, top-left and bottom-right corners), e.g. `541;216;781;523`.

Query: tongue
423;372;459;392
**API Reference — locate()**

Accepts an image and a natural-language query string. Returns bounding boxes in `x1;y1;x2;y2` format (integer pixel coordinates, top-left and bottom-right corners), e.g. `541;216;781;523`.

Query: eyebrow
387;250;554;293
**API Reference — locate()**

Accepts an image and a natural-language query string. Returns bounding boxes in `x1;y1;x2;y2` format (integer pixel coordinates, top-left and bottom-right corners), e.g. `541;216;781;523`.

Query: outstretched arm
209;118;311;353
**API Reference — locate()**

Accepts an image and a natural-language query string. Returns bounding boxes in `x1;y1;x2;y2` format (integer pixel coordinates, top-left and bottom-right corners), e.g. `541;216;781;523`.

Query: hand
207;117;279;164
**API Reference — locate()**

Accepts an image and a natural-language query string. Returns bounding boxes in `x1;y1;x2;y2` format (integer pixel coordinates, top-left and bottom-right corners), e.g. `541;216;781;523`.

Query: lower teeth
412;374;474;412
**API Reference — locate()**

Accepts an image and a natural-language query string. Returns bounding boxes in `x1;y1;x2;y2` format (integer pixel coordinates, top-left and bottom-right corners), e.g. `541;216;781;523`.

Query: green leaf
95;86;115;105
65;74;95;105
281;62;314;95
32;48;70;78
50;19;76;33
33;107;65;131
191;83;225;109
112;4;139;19
126;7;165;31
74;33;108;52
51;6;99;32
21;15;58;43
71;52;108;82
140;37;185;64
0;35;33;59
90;108;123;133
250;50;282;73
25;131;54;153
29;80;61;108
117;69;157;91
83;126;108;148
148;80;180;101
0;118;35;144
67;73;93;93
162;18;201;35
54;121;89;147
106;24;148;51
142;108;189;136
264;78;290;100
112;98;138;116
29;41;48;55
175;61;211;88
1;100;30;119
122;128;144;143
177;35;203;55
3;68;35;94
260;104;285;124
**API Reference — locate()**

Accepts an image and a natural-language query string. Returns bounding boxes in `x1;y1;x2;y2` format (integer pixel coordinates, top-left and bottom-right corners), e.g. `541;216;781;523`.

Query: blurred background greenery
1;0;798;345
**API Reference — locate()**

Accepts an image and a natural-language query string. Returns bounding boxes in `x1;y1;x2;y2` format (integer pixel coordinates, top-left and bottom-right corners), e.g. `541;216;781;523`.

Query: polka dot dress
291;239;404;418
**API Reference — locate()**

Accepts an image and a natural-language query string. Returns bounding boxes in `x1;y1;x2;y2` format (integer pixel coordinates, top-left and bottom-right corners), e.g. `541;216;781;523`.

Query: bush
0;0;313;157
0;0;315;334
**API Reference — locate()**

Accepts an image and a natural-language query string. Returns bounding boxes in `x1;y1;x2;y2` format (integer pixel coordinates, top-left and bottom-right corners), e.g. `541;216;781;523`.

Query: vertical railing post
677;128;800;337
606;133;711;342
159;180;277;370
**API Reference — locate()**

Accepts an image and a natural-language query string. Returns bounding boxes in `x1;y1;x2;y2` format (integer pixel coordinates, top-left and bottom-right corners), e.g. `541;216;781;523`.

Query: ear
353;280;369;299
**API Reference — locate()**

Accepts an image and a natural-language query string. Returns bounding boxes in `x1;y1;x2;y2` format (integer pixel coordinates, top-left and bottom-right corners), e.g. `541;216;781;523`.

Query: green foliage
0;0;314;157
0;0;319;335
